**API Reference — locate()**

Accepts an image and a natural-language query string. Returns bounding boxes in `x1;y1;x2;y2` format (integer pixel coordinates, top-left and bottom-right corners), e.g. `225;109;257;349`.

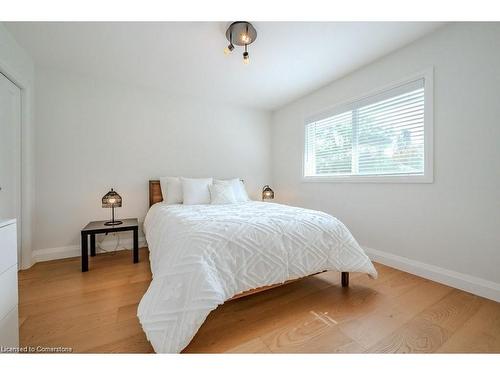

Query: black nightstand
81;218;139;272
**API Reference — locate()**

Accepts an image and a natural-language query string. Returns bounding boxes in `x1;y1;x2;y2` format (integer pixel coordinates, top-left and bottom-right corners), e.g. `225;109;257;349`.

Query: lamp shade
262;185;274;200
102;188;122;208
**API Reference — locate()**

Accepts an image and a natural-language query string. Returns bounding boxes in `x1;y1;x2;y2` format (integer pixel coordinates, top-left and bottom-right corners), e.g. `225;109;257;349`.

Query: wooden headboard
149;180;163;207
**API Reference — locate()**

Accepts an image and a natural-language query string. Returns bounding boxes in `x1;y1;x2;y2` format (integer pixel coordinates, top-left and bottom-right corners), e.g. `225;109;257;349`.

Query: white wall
34;67;271;255
0;24;33;82
0;24;35;269
271;23;500;286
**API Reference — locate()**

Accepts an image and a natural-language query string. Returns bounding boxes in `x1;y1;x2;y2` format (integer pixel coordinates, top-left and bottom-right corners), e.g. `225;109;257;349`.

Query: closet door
0;73;21;261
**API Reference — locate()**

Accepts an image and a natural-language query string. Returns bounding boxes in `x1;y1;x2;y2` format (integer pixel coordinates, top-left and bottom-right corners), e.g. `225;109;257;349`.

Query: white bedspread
138;201;377;353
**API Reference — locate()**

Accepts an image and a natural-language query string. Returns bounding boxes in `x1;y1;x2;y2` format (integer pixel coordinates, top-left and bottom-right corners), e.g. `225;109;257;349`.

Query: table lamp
262;185;275;201
102;188;123;226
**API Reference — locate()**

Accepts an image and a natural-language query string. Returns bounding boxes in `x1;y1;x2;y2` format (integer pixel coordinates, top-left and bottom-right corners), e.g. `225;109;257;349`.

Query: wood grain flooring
18;248;500;353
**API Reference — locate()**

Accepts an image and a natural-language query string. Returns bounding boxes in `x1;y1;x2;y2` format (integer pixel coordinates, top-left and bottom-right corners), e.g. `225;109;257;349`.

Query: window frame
302;68;434;183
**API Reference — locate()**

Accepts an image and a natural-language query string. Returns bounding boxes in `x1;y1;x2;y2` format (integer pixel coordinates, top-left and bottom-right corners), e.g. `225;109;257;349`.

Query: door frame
0;57;34;270
0;71;22;263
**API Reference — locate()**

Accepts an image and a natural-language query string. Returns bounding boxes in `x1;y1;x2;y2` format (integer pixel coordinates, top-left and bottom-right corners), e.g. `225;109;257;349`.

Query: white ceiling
4;22;444;110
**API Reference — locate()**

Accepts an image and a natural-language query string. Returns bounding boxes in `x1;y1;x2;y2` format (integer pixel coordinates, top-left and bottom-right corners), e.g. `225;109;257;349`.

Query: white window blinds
305;79;425;178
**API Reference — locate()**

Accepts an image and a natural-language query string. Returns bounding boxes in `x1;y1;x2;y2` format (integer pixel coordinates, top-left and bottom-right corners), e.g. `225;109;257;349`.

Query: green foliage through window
305;80;425;178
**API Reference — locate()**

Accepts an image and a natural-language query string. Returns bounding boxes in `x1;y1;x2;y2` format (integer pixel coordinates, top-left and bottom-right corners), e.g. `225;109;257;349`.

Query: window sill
301;175;433;183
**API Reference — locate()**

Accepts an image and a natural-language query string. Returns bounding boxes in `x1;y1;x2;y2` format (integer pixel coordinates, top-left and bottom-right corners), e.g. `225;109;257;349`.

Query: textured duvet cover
138;201;377;353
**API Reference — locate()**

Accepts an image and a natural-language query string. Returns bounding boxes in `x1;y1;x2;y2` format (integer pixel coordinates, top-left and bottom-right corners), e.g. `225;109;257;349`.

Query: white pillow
209;183;237;205
159;177;183;204
181;177;213;205
214;178;249;202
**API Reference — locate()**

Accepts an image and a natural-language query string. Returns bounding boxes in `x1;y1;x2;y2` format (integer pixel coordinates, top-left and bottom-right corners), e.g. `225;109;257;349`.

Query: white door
0;73;21;263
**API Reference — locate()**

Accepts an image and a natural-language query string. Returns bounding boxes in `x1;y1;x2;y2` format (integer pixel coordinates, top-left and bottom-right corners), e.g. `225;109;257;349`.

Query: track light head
224;43;235;55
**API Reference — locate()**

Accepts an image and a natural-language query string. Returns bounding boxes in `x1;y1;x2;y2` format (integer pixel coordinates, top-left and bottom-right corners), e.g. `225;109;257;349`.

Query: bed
138;180;377;353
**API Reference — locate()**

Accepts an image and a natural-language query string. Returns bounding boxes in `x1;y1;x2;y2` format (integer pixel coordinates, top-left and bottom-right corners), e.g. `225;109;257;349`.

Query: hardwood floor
18;248;500;353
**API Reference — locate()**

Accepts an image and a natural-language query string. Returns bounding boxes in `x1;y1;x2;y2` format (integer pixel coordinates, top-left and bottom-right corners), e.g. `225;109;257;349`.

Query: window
304;74;432;182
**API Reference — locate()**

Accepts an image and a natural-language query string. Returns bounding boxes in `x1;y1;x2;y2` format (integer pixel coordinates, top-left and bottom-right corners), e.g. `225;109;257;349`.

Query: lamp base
104;220;123;226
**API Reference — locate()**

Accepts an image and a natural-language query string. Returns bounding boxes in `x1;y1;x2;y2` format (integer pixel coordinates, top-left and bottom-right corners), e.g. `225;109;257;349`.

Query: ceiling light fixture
224;21;257;64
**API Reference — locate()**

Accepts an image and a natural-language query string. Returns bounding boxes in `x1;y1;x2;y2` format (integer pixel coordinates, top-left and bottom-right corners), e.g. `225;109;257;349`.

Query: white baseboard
363;246;500;303
29;240;500;302
32;235;147;264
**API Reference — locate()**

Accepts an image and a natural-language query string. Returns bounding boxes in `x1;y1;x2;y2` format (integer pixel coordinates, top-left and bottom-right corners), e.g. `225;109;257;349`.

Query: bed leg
341;272;349;287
